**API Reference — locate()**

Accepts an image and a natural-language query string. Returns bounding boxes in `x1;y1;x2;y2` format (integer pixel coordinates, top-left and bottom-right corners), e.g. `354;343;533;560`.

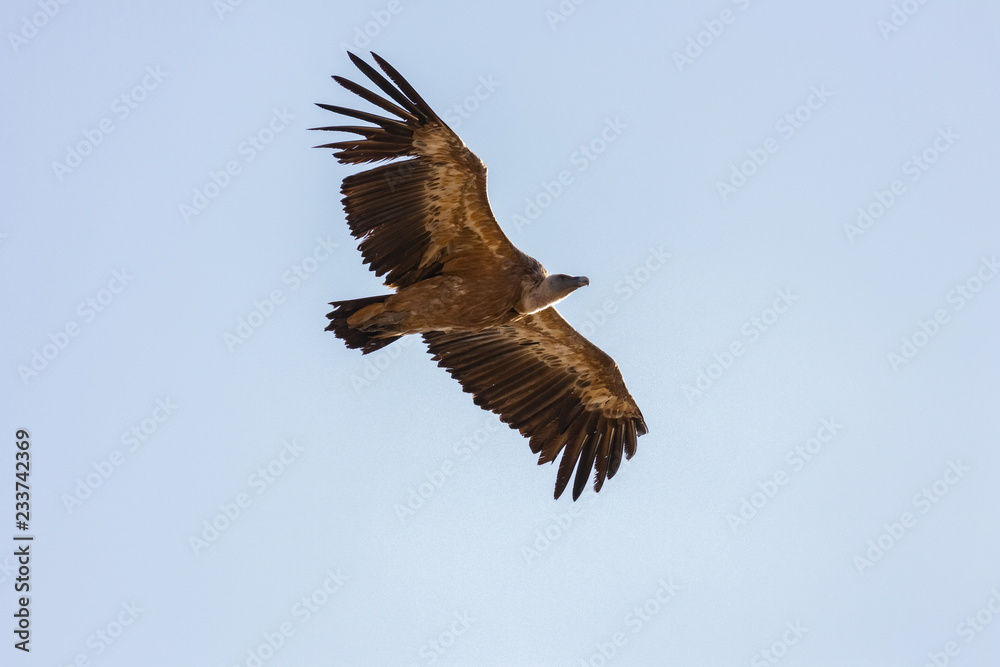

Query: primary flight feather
314;52;647;500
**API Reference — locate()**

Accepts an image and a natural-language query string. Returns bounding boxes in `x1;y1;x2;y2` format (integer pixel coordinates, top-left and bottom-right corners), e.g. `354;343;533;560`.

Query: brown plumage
314;52;647;500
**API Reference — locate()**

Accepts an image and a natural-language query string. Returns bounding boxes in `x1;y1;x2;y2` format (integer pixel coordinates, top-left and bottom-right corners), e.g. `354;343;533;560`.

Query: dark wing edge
423;308;647;500
312;51;447;164
311;52;515;289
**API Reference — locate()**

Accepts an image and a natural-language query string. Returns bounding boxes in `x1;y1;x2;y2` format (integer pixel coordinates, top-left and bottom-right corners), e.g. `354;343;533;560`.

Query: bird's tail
326;296;404;354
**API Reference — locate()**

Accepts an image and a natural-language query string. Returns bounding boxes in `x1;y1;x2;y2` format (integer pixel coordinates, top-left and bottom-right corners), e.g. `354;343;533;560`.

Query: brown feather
555;415;596;500
573;422;603;501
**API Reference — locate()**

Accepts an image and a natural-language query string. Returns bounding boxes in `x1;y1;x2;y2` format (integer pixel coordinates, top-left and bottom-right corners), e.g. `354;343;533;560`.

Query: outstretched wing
313;52;525;289
423;308;647;500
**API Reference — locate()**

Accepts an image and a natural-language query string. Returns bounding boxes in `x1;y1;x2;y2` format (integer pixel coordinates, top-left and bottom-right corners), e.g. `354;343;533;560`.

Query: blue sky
2;1;999;665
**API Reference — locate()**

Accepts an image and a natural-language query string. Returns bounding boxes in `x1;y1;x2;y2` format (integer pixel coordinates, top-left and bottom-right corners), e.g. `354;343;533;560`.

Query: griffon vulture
314;52;647;500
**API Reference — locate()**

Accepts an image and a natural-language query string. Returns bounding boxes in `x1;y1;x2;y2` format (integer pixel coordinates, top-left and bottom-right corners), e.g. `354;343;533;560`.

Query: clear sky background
2;1;999;665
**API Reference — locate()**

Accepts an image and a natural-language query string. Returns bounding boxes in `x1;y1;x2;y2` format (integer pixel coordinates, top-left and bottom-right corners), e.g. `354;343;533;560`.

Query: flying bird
314;52;647;500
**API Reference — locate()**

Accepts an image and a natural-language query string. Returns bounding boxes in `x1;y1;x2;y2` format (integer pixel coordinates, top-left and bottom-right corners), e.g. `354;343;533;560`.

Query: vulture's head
518;273;590;314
